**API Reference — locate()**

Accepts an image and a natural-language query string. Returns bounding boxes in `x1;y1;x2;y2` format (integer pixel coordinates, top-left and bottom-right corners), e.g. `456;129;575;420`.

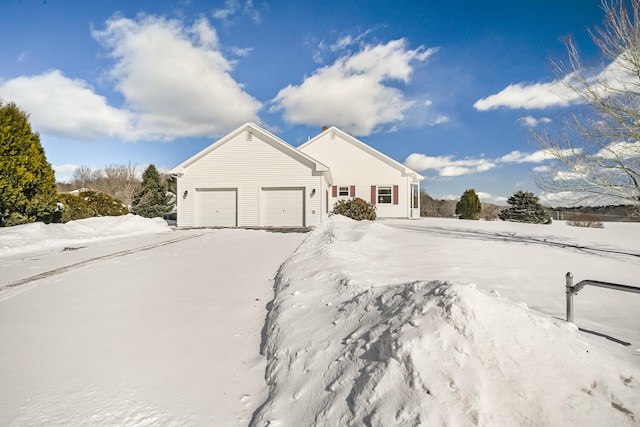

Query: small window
377;186;392;204
338;186;349;196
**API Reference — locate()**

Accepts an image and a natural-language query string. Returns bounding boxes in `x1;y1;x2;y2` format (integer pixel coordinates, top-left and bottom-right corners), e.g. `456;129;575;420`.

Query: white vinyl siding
300;131;415;218
195;188;236;227
261;187;304;227
174;128;329;227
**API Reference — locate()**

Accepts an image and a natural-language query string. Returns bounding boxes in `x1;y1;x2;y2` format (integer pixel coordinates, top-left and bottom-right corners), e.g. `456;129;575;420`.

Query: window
338;186;349;196
377;186;392;204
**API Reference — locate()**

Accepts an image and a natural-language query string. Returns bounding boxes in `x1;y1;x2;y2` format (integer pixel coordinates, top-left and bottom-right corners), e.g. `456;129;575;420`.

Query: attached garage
261;187;305;227
169;123;332;228
195;188;237;227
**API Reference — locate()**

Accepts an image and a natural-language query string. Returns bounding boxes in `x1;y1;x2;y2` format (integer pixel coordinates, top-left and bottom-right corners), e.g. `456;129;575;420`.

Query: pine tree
455;189;482;220
0;102;58;226
499;190;552;224
131;164;171;218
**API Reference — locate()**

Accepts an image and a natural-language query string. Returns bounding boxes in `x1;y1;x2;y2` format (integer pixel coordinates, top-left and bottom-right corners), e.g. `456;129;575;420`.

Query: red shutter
370;185;376;205
350;185;355;197
393;185;399;205
332;185;337;197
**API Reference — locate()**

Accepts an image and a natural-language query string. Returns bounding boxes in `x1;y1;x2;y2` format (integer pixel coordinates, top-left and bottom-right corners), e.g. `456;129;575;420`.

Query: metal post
566;272;574;323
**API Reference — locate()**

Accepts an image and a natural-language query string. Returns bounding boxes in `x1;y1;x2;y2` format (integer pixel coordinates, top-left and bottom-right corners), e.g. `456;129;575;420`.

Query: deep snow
252;217;640;426
1;214;639;426
0;215;306;425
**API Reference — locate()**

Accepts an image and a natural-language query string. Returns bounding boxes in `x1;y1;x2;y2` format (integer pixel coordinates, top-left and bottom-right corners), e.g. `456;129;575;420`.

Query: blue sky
0;0;607;204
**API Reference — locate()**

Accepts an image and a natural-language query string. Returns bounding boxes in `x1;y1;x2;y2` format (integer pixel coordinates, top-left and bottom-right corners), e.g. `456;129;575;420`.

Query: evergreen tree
0;102;58;226
131;164;171;218
499;190;552;224
455;189;482;220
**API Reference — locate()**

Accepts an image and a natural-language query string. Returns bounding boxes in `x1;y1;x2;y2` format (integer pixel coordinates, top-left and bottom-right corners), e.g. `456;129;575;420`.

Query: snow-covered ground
0;215;306;425
1;215;639;426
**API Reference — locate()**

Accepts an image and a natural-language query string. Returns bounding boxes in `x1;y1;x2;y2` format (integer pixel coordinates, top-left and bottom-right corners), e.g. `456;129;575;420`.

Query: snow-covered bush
331;197;376;221
57;191;128;222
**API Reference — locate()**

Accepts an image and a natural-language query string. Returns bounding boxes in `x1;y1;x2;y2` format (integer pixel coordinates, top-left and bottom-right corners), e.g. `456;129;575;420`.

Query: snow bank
253;217;640;426
0;215;171;258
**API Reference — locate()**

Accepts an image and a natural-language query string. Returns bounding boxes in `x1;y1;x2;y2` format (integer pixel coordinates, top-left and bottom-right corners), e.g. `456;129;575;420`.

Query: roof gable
170;122;331;177
299;126;424;181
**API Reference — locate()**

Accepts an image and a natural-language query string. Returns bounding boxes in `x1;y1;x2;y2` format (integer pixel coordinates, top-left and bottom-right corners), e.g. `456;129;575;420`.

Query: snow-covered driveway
0;224;306;426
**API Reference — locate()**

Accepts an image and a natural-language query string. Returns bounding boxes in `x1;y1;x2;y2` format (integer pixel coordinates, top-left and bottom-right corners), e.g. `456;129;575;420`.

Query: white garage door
261;187;305;227
195;188;237;227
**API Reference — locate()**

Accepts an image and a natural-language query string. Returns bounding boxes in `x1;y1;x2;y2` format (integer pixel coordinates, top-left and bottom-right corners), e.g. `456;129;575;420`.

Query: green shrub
499;190;552;224
0;102;58;226
57;191;128;222
82;191;129;217
456;189;482;220
331;197;376;221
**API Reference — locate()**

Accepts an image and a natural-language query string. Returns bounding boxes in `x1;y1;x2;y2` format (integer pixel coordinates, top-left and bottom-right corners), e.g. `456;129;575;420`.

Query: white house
169;122;423;228
298;126;423;220
169;122;332;228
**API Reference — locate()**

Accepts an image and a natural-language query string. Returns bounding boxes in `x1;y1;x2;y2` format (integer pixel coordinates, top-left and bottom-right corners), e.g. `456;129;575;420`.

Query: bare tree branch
534;0;640;206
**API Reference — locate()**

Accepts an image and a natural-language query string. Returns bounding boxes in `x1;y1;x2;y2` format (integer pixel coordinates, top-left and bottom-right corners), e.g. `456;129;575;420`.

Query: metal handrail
565;272;640;323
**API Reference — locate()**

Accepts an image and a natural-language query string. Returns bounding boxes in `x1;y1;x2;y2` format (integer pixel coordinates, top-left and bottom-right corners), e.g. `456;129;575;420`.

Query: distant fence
565;272;640;323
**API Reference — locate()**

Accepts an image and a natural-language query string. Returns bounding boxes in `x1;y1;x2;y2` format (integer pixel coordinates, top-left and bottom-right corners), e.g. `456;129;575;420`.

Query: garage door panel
196;188;237;227
261;187;304;227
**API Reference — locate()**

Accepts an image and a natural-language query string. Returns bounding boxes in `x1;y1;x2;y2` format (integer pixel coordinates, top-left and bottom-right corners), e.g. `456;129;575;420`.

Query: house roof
298;126;424;182
169;122;332;181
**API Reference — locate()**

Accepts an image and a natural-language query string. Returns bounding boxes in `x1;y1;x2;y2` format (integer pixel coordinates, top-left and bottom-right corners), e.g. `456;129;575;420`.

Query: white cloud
0;70;132;139
330;29;374;52
271;39;437;136
1;15;261;142
212;0;260;24
518;116;551;127
231;46;253;57
554;170;587;181
53;163;80;183
538;191;586;206
474;50;640;111
499;149;555;163
433;115;449;125
92;14;262;140
404;153;496;177
212;0;240;20
532;165;551;173
595;140;640;159
473;80;577;111
499;148;582;164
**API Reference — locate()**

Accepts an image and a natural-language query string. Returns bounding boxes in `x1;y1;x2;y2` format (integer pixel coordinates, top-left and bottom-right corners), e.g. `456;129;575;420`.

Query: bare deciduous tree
71;163;141;206
72;165;93;191
532;0;640;206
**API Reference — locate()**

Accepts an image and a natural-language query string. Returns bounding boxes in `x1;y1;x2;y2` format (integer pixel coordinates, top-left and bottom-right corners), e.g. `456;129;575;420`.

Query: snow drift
0;214;170;258
252;217;639;426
